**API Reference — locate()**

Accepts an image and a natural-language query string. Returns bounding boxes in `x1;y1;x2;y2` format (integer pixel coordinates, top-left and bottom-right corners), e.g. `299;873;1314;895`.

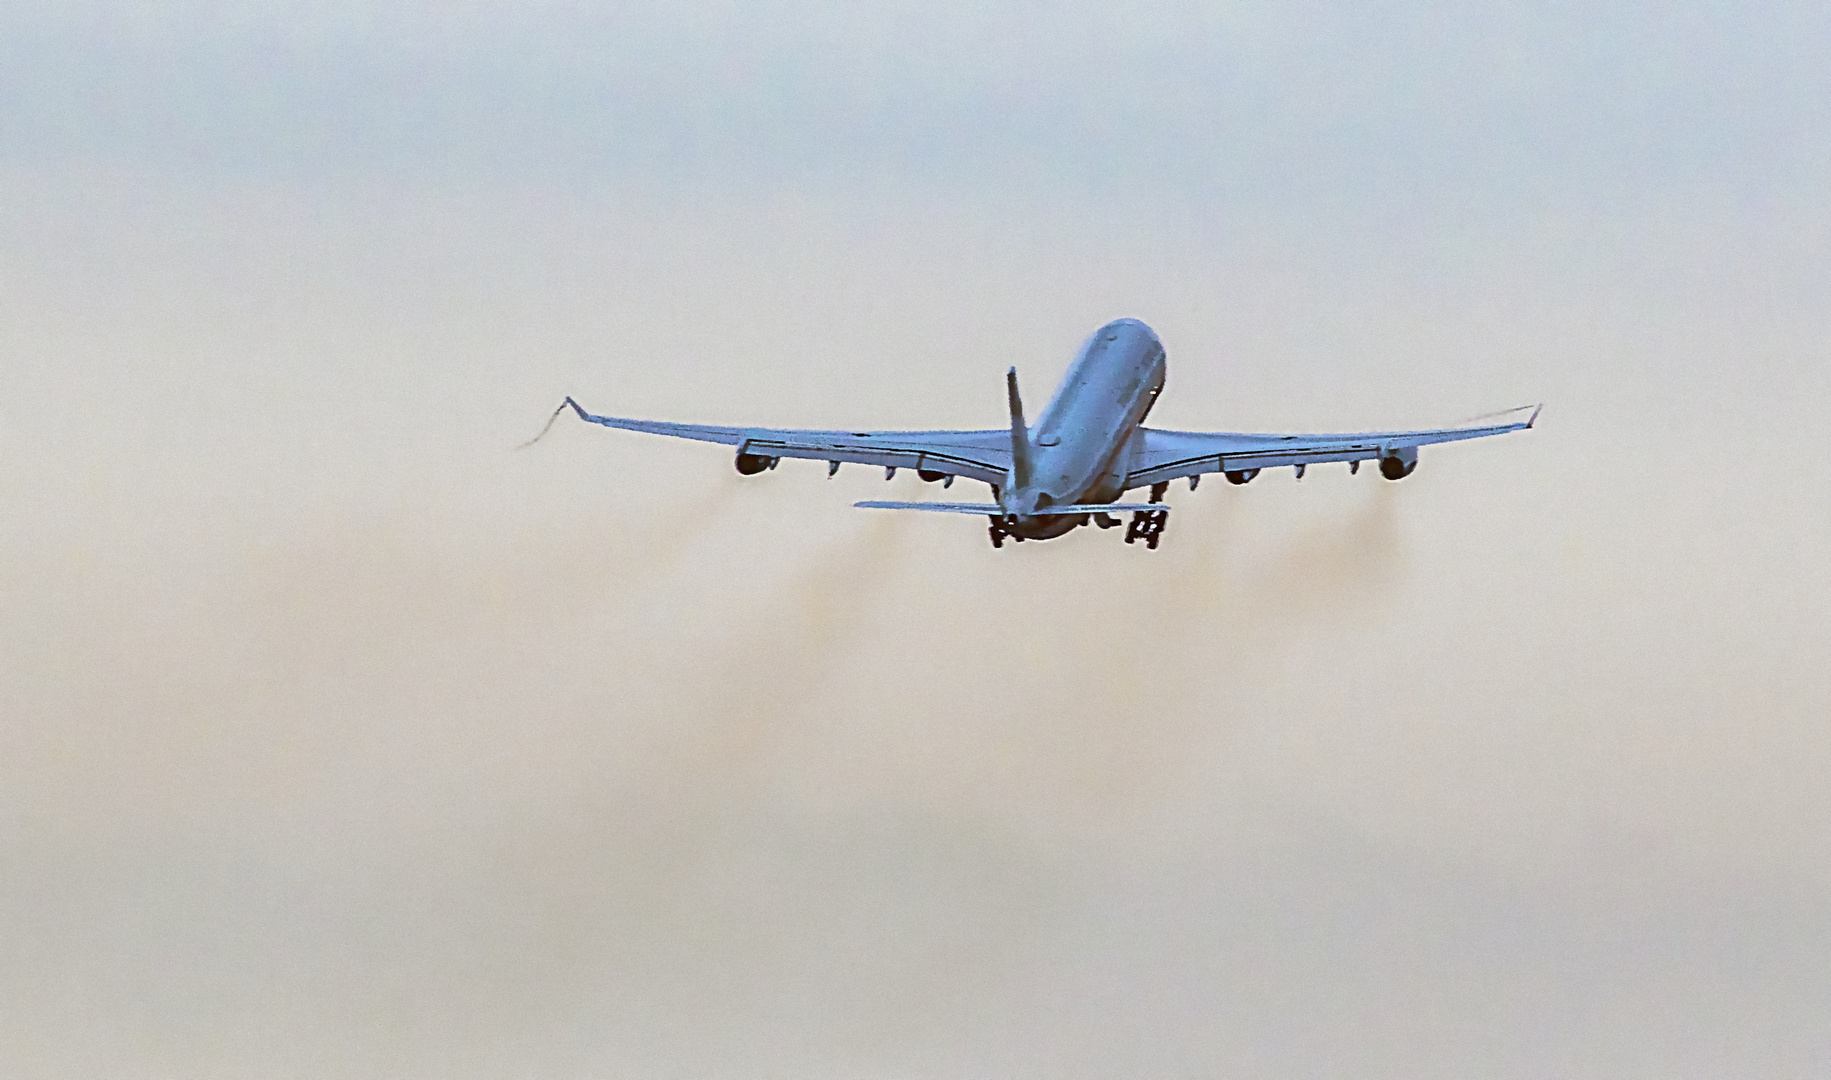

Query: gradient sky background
4;3;1831;1077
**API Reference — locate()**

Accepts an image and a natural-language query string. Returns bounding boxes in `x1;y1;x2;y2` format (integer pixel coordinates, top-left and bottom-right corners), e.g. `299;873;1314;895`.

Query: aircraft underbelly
1008;513;1084;540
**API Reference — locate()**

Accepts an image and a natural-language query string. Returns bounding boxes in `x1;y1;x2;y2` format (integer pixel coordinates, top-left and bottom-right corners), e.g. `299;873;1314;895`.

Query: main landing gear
991;480;1173;550
1124;482;1170;549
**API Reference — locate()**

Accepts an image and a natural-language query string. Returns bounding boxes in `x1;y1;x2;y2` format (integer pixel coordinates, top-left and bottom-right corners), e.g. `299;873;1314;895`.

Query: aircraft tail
1007;368;1033;491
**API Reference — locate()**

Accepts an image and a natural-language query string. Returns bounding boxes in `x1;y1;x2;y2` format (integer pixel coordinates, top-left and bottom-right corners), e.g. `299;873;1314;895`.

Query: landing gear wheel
1122;483;1171;549
1125;508;1168;549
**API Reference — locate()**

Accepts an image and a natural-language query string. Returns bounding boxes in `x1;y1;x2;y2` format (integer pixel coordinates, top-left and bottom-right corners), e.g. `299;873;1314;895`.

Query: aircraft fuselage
1003;318;1166;539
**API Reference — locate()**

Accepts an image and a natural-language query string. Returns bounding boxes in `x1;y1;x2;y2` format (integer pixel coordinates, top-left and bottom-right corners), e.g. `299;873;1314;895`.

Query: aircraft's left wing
1126;406;1538;488
560;397;1014;486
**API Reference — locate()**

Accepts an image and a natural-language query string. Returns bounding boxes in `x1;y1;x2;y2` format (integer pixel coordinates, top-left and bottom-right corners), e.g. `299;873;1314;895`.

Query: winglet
1007;367;1034;490
1527;404;1543;428
1456;403;1543;428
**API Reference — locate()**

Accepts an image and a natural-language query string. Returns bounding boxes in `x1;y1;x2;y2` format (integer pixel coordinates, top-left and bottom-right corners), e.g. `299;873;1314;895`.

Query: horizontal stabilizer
854;501;1005;515
1040;503;1172;514
855;501;1171;516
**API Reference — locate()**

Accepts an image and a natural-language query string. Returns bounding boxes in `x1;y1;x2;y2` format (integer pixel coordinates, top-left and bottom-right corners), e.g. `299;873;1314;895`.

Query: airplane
539;318;1537;549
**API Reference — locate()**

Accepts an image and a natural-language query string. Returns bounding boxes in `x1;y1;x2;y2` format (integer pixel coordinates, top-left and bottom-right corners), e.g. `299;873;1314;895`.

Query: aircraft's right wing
1125;406;1539;488
557;397;1014;486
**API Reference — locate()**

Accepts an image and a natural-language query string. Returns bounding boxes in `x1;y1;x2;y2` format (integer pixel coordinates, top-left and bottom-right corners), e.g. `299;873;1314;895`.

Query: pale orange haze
5;4;1831;1077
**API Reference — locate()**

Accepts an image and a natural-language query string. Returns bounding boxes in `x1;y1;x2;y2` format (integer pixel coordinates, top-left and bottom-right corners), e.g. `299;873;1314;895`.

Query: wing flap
740;434;1008;485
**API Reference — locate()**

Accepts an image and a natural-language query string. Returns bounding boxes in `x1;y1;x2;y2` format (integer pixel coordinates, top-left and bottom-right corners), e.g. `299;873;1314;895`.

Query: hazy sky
4;4;1831;1078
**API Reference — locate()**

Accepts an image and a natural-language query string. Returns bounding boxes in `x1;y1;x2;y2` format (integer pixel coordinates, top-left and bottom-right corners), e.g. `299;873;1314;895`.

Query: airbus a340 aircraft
542;318;1536;549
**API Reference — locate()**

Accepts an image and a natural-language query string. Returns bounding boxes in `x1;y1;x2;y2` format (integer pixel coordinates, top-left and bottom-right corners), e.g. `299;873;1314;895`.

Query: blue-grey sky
6;1;1829;211
3;4;1831;1078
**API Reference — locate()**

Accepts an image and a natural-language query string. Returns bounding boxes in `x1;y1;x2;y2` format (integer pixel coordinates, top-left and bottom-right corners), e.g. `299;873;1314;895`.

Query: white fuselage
1003;318;1166;539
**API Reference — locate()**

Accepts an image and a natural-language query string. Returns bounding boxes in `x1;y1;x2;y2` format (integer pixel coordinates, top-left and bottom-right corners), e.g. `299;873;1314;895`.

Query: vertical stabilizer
1006;367;1033;491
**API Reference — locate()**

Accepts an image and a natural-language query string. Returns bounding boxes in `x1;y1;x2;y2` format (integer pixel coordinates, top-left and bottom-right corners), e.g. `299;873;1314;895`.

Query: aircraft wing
1126;406;1538;488
561;397;1013;486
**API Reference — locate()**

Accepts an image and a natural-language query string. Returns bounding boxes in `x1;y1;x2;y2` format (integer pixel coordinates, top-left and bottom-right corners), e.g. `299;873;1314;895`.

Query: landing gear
1123;482;1171;549
988;516;1021;549
1124;509;1168;548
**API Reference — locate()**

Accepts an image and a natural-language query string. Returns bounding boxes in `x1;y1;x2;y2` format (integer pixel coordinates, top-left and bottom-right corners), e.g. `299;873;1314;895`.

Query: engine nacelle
1379;449;1418;480
917;469;947;483
1225;469;1260;485
735;452;778;475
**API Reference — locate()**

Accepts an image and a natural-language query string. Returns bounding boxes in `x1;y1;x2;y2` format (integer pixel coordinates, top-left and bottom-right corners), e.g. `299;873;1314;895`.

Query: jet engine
1379;451;1418;480
735;452;779;475
1225;469;1260;485
918;469;947;482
